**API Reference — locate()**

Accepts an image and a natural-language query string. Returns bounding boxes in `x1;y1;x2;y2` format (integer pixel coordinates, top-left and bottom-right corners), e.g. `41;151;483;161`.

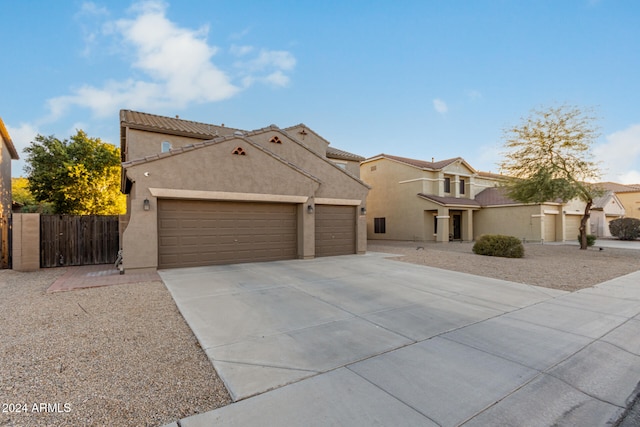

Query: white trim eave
148;188;309;204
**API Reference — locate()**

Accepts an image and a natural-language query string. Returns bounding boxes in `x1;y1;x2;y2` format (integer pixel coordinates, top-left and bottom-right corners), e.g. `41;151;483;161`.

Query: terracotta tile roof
326;146;365;161
596;181;640;193
592;190;615;209
473;187;521;206
369;153;462;170
120;110;240;139
120;110;365;162
0;117;19;159
476;171;506;180
417;193;481;207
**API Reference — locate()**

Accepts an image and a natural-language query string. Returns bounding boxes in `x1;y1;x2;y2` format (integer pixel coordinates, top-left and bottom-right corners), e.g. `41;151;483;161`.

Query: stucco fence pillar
12;213;40;272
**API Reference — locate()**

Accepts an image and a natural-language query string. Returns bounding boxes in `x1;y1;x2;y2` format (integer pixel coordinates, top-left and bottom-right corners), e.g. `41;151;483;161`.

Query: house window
370;165;377;172
161;141;172;153
374;217;386;234
444;177;451;193
434;216;438;234
460;179;465;195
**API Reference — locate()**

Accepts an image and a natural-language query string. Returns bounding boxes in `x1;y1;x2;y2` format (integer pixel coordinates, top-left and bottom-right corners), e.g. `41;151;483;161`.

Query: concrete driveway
160;253;640;426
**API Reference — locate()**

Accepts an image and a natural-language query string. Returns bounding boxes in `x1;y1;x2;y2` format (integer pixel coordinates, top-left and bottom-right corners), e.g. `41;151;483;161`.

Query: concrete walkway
47;264;161;292
160;253;640;426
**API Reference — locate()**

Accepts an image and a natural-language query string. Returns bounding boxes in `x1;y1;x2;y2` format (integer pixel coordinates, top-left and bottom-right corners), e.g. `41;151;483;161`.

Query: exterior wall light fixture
307;205;314;214
361;207;367;215
143;198;150;211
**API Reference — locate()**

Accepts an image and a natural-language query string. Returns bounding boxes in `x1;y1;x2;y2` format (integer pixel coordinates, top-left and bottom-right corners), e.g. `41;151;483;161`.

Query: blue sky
2;0;639;183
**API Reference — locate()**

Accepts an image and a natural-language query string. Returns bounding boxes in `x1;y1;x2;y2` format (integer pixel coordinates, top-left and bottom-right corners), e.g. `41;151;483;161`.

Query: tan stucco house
0;117;19;268
597;182;640;221
119;110;369;273
361;154;587;243
589;190;625;237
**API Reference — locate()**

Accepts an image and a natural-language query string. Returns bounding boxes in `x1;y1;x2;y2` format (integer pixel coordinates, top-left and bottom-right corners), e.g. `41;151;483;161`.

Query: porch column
436;207;450;242
462;210;473;241
453;175;460;198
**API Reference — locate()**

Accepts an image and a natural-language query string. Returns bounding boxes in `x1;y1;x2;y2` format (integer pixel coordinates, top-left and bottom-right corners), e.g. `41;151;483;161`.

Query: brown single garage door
158;200;297;268
315;205;356;257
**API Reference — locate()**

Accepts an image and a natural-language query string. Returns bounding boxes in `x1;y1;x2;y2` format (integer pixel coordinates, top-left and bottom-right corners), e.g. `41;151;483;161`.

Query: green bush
577;234;597;247
609;218;640;240
472;234;524;258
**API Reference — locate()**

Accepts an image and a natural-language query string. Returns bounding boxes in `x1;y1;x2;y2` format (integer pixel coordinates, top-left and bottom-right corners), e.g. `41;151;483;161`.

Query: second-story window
460;179;465;195
161;141;172;153
444;177;451;193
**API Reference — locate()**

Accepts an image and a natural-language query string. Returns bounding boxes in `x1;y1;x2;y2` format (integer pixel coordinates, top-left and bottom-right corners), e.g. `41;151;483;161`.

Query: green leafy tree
500;105;602;249
23;130;125;215
11;177;54;213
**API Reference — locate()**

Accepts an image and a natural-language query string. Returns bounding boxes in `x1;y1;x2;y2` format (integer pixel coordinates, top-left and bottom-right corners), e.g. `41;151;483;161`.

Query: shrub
472;234;524;258
609;218;640;240
577;234;597;247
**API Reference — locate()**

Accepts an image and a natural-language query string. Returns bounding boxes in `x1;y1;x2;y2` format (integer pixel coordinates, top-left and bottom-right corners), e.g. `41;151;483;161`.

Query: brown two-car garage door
158;199;297;269
315;205;356;257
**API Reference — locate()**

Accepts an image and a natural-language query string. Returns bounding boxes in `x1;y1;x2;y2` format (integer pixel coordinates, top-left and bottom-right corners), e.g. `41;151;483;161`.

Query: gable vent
232;147;246;155
269;136;282;144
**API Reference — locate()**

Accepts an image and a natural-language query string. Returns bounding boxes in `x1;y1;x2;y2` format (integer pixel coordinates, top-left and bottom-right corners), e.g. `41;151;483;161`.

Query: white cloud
6;122;39;176
234;49;296;87
468;90;482;101
433;98;448;114
45;0;295;120
594;123;640;184
230;44;254;56
75;2;110;57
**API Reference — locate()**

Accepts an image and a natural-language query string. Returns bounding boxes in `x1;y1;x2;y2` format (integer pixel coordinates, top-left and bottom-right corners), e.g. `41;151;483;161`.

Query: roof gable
121;110;365;164
0;117;19;159
592;190;625;213
284;124;330;146
245;127;370;188
364;154;475;173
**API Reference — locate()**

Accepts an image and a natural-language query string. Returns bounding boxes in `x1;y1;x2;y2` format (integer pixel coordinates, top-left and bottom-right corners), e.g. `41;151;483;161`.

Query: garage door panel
315;205;356;257
158;200;297;268
565;216;581;241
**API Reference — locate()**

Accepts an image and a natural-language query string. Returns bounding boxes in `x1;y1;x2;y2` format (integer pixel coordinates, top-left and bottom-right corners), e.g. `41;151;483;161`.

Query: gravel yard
0;269;230;427
368;240;640;291
2;241;639;426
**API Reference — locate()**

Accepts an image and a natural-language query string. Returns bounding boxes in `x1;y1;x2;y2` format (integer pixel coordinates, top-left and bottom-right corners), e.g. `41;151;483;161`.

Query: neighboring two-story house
119;110;369;272
361;153;588;243
0;117;19;268
597;182;640;221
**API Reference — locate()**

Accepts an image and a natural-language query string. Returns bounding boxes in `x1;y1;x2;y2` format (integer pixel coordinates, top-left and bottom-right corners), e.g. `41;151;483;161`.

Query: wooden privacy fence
40;215;119;268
